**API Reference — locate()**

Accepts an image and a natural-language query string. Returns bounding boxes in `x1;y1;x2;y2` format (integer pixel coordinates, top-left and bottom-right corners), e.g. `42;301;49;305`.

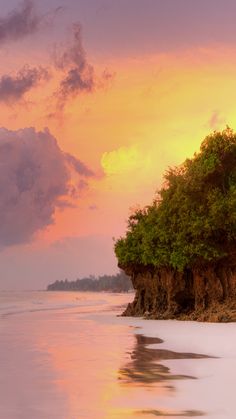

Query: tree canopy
115;128;236;272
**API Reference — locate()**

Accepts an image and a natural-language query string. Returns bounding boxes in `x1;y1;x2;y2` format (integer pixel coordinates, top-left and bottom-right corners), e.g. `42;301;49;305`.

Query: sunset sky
1;0;236;289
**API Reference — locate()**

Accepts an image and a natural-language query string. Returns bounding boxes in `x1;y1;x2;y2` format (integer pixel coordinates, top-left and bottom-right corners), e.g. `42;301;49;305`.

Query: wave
0;291;109;318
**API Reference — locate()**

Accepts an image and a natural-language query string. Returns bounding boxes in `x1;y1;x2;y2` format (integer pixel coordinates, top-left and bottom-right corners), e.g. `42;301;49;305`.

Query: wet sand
0;291;235;418
119;334;210;385
118;333;210;417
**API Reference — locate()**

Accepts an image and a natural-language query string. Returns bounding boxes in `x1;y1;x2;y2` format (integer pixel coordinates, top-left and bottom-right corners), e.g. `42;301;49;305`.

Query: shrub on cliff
115;128;236;272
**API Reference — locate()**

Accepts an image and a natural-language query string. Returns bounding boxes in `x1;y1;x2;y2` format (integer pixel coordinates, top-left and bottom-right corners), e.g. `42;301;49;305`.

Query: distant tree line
47;270;133;292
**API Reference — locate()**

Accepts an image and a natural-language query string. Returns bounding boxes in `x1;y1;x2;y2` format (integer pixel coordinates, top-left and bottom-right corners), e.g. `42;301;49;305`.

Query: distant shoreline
47;271;133;293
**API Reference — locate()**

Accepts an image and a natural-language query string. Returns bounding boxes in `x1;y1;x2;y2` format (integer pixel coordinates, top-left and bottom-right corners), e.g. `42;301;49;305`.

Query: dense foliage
47;270;133;292
115;128;236;272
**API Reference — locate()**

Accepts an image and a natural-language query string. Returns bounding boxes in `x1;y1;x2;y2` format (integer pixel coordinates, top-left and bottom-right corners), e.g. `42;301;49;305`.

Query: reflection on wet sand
138;409;204;417
119;334;210;385
118;334;210;417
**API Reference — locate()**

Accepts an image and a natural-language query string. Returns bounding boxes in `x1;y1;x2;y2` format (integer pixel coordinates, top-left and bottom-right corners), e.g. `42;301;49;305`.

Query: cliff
115;129;236;322
121;263;236;322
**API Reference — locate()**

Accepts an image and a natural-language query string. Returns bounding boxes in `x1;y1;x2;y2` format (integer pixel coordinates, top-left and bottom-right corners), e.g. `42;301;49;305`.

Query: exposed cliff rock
121;264;236;322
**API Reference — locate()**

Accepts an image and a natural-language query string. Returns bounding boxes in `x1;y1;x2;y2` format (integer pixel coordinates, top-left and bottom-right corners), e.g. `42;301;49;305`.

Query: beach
0;291;235;418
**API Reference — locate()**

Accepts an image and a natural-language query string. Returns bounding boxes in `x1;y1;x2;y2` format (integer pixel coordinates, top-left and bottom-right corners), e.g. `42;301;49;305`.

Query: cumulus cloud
0;127;93;247
0;0;45;45
0;66;49;104
54;22;114;110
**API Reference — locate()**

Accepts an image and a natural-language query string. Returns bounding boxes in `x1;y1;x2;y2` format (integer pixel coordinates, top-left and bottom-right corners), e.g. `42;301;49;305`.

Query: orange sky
1;1;236;288
3;48;235;242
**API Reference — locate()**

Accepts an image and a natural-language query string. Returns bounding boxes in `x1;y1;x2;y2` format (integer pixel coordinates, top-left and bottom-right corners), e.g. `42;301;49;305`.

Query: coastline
1;290;236;418
87;304;236;418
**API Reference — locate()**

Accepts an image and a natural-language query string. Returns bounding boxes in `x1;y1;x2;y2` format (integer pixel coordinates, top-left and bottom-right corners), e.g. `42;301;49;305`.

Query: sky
0;0;236;289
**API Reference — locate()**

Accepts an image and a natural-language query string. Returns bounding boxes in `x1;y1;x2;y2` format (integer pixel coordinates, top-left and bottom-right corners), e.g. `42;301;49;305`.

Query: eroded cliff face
121;264;236;322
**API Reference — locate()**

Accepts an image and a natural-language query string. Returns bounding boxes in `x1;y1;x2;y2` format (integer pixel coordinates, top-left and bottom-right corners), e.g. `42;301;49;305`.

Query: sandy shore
117;317;236;418
1;291;236;418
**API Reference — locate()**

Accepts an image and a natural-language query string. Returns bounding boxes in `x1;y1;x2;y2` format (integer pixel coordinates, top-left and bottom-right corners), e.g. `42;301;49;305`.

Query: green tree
115;128;236;273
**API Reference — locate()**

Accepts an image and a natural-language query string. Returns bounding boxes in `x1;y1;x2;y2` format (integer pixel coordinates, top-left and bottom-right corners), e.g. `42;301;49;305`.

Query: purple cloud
0;66;49;104
65;152;94;176
54;22;114;110
0;127;93;246
89;204;98;211
54;23;96;108
208;111;225;130
0;1;43;45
